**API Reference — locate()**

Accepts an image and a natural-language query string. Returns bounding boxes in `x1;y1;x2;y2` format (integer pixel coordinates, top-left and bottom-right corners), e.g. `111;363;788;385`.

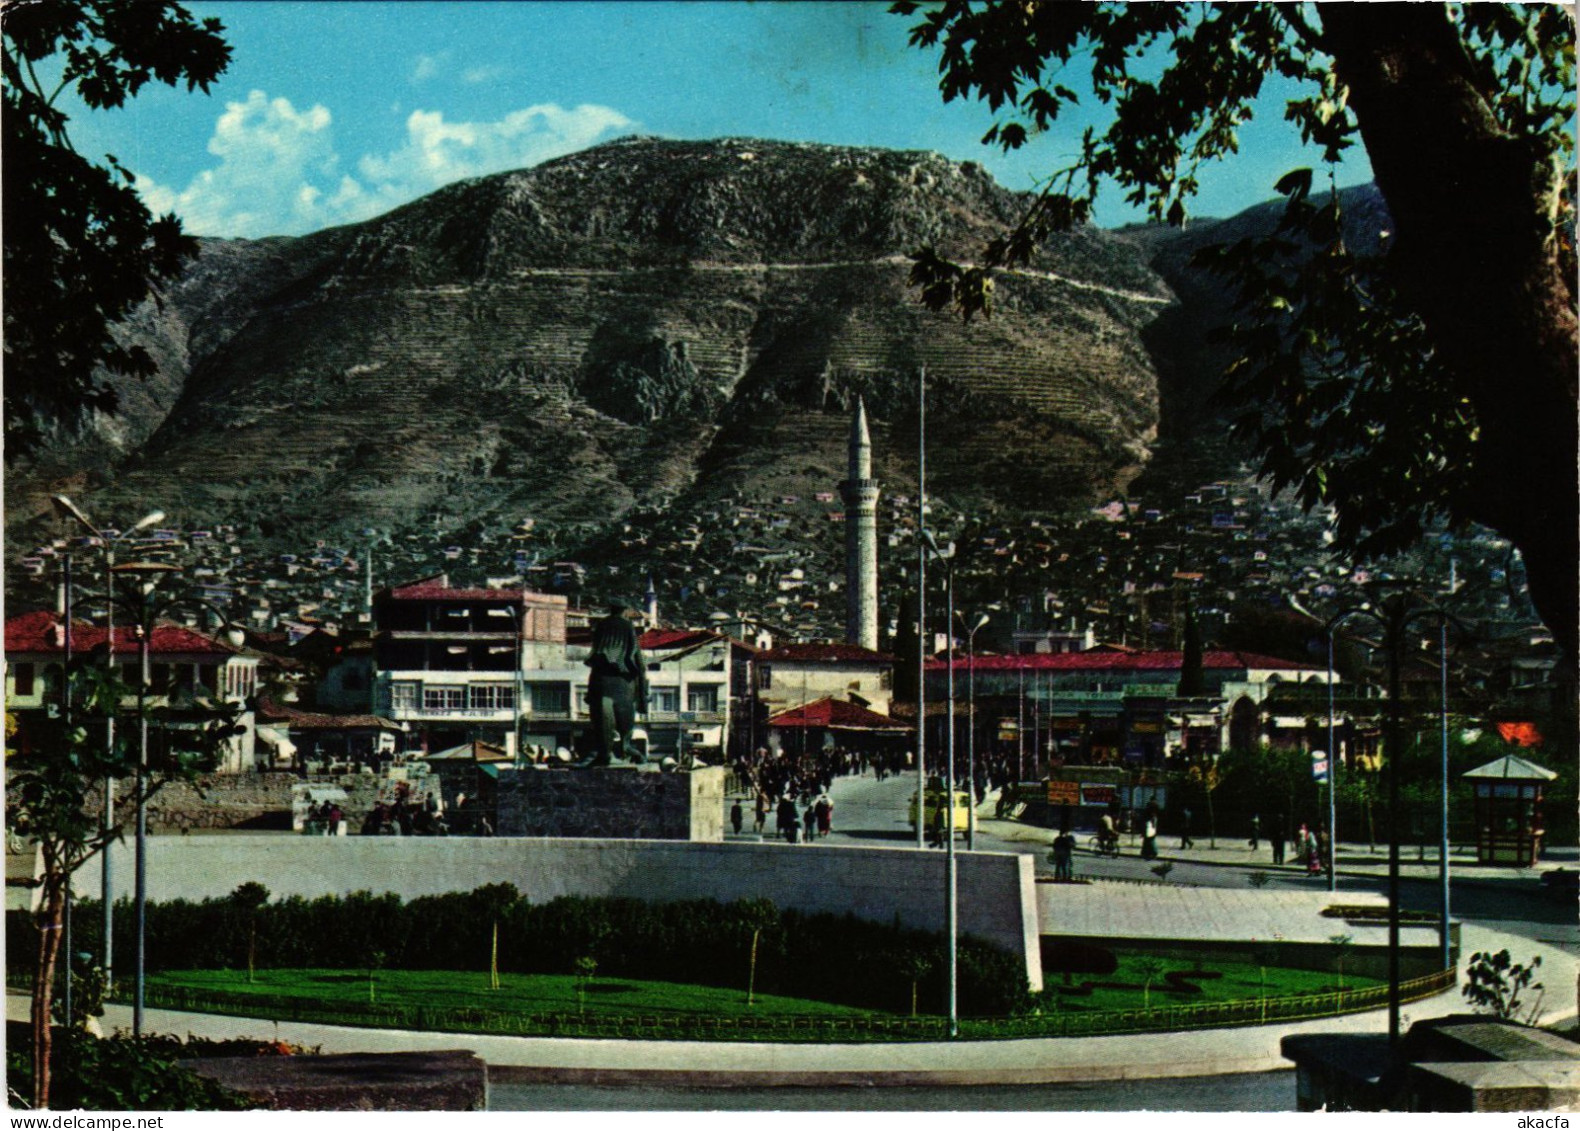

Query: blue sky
62;1;1372;240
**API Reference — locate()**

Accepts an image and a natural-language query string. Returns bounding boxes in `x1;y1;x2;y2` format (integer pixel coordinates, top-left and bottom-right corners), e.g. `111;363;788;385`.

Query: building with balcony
622;628;732;762
373;577;739;763
755;642;895;718
372;575;570;757
4;609;260;772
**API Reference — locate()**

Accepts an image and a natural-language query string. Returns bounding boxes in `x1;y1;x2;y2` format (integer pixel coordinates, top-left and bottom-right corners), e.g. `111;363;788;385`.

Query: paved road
728;770;1578;953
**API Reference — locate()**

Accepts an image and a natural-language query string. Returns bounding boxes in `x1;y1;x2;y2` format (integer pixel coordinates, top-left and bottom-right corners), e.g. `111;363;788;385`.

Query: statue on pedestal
575;601;648;767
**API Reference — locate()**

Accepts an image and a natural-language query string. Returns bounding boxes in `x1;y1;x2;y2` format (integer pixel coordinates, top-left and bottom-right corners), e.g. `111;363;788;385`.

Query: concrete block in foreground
183;1049;486;1111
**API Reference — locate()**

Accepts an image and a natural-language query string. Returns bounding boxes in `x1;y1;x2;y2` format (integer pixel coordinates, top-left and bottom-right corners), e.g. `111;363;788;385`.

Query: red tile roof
383;584;527;602
6;610;241;657
767;697;911;731
756;642;895;664
925;650;1319;674
640;628;723;650
255;697;400;730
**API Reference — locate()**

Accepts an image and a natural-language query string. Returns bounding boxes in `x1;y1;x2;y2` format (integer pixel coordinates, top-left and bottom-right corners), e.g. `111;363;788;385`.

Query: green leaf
1274;167;1313;198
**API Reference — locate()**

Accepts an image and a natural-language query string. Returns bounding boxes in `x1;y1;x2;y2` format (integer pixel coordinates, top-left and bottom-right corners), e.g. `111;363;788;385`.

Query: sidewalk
979;810;1579;886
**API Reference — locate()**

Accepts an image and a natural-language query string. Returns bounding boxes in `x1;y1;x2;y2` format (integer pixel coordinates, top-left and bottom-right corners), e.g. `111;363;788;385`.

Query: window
423;685;466;712
653;688;679;714
13;663;34;697
759;665;772;689
687;686;718;713
390;683;418;711
529;683;570;714
470;684;516;711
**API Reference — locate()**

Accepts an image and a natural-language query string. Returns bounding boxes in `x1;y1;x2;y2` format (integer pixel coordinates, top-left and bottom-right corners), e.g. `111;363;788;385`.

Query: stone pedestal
495;766;724;840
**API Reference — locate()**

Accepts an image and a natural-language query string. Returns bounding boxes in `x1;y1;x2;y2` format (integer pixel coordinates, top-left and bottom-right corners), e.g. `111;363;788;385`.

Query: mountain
9;136;1187;559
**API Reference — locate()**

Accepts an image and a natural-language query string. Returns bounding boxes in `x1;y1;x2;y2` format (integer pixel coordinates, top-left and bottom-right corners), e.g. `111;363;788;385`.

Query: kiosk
1462;753;1556;867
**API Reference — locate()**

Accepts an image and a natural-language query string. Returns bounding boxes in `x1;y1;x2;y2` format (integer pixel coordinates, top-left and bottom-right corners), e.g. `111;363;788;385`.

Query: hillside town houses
6;409;1559;792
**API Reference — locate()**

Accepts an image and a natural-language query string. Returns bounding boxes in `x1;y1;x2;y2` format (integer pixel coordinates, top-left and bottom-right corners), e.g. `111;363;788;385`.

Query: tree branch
1273;3;1327;56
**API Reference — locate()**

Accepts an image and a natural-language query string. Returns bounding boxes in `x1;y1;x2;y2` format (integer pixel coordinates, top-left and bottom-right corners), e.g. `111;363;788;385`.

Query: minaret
644;575;659;628
840;397;881;650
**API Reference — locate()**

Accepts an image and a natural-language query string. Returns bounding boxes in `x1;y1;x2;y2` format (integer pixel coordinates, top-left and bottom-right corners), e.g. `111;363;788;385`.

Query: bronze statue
575;601;648;767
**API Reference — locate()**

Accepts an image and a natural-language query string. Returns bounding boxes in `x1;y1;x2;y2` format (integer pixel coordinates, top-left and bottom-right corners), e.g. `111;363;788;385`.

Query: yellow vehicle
908;787;973;835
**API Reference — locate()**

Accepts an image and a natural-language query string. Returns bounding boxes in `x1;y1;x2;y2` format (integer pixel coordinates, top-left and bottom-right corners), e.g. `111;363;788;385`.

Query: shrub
4;1023;253;1111
25;890;1032;1018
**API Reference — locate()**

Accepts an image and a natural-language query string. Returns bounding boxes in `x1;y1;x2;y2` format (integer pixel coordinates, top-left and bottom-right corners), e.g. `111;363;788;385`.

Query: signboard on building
1046;780;1080;806
1311;750;1329;783
1081;784;1118;806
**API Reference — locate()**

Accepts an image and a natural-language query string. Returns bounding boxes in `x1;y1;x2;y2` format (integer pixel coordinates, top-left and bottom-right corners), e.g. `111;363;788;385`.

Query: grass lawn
144;969;884;1019
1042;952;1384;1012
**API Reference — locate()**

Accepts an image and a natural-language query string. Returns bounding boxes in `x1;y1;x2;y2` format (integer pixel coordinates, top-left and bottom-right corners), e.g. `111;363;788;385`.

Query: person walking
777;795;798;844
1141;812;1158;860
1272;814;1287;865
1248;812;1261;851
753;792;767;835
1052;829;1075;881
730;798;744;835
1179;805;1195;850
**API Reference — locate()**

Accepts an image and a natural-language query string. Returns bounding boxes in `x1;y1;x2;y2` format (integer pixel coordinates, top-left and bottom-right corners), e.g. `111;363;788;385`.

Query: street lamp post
112;560;181;1038
1320;586;1448;1048
487;603;528;763
50;497;164;988
1436;614;1452;972
923;531;958;1038
916;366;928;850
963;612;989;850
1323;612;1354;894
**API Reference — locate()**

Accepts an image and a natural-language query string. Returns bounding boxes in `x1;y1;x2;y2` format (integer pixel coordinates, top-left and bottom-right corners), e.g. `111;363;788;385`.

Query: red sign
1081;785;1117;806
1046;781;1080;805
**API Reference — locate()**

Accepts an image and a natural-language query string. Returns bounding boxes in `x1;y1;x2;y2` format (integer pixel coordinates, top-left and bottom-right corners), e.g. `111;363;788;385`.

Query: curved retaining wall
72;836;1043;991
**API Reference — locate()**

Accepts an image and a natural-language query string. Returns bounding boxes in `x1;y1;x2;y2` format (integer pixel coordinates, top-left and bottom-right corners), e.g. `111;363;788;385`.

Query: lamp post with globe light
1310;582;1451;1048
49;497;165;988
106;562;246;1037
921;529;958;1038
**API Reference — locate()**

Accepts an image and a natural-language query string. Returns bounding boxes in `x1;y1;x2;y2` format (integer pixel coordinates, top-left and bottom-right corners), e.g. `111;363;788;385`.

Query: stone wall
73;836;1043;990
496;767;724;842
64;772;392;832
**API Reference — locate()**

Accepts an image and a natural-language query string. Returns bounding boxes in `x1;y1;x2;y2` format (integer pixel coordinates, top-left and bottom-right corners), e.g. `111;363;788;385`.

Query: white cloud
461;64;506;85
134;92;635;239
359;102;634;201
412;52;449;83
135;90;344;239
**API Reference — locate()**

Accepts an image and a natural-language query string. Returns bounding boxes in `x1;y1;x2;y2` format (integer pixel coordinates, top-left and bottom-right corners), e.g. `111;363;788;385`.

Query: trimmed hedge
8;888;1031;1018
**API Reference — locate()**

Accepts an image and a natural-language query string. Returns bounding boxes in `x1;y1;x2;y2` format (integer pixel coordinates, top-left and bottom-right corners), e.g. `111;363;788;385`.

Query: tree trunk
747;928;760;1006
1321;4;1579;662
31;877;66;1109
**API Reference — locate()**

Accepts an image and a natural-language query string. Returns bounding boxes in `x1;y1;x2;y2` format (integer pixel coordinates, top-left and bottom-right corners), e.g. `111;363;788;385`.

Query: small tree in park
573;955;598;1016
733;898;778;1007
893;946;937;1018
1132;956;1168;1011
1329;934;1355;1001
6;661;241;1109
229;882;270;983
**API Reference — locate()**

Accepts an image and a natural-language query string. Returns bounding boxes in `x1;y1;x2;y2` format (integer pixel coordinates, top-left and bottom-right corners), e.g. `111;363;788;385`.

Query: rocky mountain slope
11;136;1188;558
